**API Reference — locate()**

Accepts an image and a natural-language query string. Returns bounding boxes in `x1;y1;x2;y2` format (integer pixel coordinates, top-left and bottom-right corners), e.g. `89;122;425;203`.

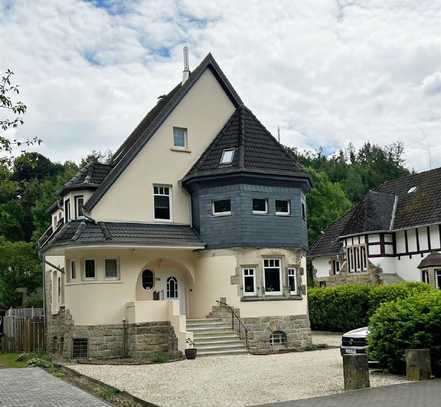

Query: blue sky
1;0;441;171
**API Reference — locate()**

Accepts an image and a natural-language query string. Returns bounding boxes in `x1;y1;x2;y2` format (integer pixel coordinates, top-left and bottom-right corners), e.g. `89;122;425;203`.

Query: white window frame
287;268;297;295
84;259;96;280
64;198;71;223
172;127;188;150
220;148;235;165
212;199;231;216
252;198;268;215
104;258;119;280
436;269;441;289
263;258;282;296
74;195;84;219
242;268;257;296
275;200;291;216
70;260;77;281
153;184;172;222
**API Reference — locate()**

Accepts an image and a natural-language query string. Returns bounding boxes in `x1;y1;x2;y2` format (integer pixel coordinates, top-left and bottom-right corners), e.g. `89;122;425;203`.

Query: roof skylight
408;186;417;194
220;148;235;165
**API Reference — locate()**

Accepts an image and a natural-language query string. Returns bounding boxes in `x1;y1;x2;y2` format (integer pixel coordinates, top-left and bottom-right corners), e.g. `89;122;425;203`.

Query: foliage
0;69;40;158
369;291;441;375
149;351;170;363
0;352;28;368
26;356;54;369
308;282;433;332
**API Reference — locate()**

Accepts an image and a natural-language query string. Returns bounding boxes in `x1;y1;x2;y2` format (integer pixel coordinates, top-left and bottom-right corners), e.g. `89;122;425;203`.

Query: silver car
340;327;368;356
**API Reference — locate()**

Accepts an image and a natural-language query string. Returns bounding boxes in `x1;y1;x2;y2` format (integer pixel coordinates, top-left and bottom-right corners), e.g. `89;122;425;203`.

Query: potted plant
185;337;197;360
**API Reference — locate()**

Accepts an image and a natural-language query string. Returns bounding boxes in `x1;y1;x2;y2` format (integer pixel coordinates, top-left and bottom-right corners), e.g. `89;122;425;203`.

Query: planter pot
185;348;197;360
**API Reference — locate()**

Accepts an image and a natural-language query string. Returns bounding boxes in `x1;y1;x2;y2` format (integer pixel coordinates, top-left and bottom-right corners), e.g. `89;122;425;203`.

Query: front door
165;275;186;314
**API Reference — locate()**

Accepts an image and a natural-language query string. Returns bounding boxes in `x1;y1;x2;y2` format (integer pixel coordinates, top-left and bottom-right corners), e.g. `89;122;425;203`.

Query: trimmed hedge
308;282;433;332
368;290;441;375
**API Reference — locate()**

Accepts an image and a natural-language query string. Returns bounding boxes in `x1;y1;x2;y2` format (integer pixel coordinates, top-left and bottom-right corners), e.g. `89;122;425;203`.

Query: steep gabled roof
309;209;355;257
84;53;243;212
183;106;310;184
341;191;396;236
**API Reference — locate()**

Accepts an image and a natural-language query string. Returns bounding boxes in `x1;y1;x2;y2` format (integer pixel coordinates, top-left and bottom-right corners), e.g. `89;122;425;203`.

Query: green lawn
0;353;28;368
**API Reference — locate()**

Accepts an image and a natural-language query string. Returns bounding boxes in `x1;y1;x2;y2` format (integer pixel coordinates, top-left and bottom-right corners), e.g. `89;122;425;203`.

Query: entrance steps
186;318;248;357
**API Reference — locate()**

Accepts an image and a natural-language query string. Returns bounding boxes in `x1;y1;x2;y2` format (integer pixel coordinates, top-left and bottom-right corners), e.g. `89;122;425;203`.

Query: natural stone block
406;349;432;381
343;354;370;391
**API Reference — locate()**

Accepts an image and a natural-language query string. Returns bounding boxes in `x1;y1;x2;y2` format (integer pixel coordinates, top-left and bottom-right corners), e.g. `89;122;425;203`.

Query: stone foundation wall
243;315;312;354
47;307;177;360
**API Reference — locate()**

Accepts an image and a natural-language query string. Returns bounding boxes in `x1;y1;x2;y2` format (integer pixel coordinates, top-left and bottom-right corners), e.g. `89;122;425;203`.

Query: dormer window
173;127;188;150
75;195;84;219
64;199;71;223
408;186;417;194
220;148;235;165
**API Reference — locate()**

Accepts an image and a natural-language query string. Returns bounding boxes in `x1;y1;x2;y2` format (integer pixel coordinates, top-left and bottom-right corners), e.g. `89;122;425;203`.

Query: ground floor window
142;270;154;290
105;259;119;279
287;268;297;294
436;269;441;289
270;331;287;346
263;258;282;295
422;269;430;284
242;268;256;296
167;276;178;298
331;259;340;275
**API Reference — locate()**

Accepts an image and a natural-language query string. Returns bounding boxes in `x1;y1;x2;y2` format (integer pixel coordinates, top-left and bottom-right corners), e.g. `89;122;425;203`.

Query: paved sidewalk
257;380;441;407
0;368;111;407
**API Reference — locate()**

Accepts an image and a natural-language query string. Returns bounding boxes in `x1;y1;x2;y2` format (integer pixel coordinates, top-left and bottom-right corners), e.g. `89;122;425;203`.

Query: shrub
308;282;433;332
26;357;54;369
368;290;441;375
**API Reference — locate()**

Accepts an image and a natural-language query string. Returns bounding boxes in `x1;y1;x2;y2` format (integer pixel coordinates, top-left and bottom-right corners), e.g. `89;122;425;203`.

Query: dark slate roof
84;53;243;212
62;162;112;193
418;252;441;269
309;209;355;257
341;191;396;236
42;220;204;251
376;167;441;230
183;106;310;184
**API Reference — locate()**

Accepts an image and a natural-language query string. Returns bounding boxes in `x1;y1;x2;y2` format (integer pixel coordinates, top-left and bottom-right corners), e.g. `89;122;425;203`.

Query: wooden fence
1;308;45;353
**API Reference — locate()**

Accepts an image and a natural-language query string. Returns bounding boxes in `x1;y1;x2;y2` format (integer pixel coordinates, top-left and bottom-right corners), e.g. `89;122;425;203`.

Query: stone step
186;322;230;329
196;343;246;351
194;338;243;347
193;334;239;341
191;330;236;338
187;326;232;332
187;318;223;323
197;348;249;357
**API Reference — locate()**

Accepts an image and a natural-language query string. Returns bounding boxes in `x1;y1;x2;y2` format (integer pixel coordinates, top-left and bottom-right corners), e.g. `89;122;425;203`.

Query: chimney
182;46;190;84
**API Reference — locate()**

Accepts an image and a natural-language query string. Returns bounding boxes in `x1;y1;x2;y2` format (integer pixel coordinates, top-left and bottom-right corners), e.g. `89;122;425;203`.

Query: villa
39;49;312;359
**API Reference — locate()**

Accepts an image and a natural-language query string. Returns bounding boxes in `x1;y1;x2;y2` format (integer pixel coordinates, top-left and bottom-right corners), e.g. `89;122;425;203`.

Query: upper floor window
263;258;282;296
301;198;306;221
288;268;297;295
242;268;256;296
173;127;187;150
105;259;119;280
252;199;268;214
84;259;96;280
220;148;235;165
275;200;290;216
75;195;84;219
212;199;231;216
64;199;71;223
70;260;77;280
153;185;171;221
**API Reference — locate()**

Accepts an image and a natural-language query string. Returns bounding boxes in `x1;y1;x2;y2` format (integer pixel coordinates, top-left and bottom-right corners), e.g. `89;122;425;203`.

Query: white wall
312;257;331;278
90;69;236;224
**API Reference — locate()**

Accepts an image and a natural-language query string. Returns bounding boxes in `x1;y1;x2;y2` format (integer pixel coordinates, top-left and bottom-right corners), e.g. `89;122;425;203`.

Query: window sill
275;213;291;217
213;212;231;217
241;295;302;302
252;212;268;215
66;280;123;286
170;147;191;153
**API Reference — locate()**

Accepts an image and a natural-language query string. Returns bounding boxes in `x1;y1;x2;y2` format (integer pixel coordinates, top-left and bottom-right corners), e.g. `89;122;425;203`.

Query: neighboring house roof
418;251;441;269
62;161;112;193
83;53;243;212
341;191;396;236
309;209;354;257
41;220;204;251
183;106;310;185
310;166;441;258
376;167;441;230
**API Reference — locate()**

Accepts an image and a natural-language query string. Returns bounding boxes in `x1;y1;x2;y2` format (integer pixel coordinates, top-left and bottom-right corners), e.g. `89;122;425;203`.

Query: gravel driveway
72;349;406;407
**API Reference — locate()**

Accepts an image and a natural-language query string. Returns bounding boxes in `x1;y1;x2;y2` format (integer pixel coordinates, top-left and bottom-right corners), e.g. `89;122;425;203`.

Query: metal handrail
216;300;249;350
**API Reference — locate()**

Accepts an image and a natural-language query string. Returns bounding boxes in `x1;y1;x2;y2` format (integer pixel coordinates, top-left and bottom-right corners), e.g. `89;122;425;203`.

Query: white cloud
1;0;441;171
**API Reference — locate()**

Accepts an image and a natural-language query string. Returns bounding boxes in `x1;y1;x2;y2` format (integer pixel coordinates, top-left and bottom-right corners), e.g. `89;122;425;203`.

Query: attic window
408;186;417;194
220;149;235;165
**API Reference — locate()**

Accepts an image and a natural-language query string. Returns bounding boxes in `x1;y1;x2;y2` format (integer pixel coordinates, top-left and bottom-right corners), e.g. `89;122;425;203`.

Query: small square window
84;259;96;279
213;199;231;216
252;199;268;214
173;127;187;149
275;200;290;216
105;259;118;279
220;149;235;165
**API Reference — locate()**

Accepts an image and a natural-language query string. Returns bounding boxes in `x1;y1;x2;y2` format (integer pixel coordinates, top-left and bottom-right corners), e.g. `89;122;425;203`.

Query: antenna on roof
182;46;190;84
277;126;281;143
